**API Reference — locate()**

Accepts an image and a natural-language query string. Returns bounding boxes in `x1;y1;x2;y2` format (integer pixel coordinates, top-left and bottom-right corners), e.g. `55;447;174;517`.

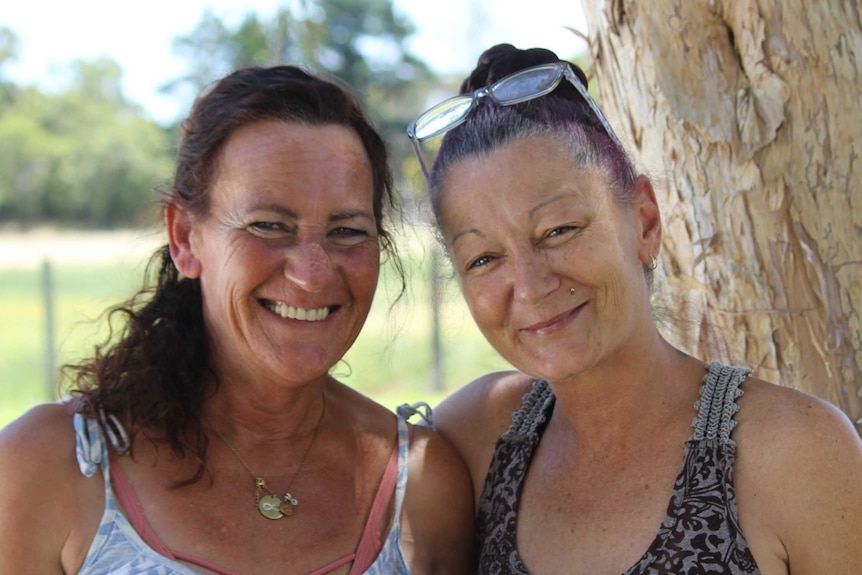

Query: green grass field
0;230;512;428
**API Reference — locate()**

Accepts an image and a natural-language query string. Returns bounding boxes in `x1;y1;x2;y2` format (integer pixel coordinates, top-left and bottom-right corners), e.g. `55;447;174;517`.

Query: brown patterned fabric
476;362;761;574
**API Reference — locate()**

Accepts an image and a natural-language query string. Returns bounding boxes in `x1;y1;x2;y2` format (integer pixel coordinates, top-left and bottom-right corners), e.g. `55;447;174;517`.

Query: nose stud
569;287;575;295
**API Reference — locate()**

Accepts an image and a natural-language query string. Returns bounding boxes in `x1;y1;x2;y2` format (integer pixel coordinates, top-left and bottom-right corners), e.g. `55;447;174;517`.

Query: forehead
442;136;606;202
211;120;374;205
219;121;369;173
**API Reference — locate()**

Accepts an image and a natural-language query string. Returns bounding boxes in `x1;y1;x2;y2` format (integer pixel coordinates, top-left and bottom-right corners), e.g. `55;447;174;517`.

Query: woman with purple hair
408;43;862;574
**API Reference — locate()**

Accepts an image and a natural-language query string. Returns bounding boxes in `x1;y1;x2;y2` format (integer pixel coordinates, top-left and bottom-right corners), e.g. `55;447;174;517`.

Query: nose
511;249;559;304
283;239;336;292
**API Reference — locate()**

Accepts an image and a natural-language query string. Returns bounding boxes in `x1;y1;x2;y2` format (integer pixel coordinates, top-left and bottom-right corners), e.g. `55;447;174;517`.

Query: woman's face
436;135;659;382
172;121;380;387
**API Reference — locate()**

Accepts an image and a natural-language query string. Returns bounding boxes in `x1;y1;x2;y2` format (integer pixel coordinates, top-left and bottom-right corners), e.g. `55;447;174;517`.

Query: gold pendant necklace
210;392;326;520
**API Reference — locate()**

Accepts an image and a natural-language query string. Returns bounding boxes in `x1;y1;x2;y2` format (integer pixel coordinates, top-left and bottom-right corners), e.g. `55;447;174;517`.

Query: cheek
460;277;503;332
341;248;381;299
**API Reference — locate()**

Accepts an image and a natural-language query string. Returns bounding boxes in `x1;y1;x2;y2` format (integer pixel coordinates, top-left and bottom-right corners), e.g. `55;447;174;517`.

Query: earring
569;287;575;295
647;254;658;271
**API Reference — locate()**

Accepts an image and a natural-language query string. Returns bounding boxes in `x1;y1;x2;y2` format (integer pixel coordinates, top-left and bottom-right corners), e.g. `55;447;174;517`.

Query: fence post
41;258;57;400
430;245;444;392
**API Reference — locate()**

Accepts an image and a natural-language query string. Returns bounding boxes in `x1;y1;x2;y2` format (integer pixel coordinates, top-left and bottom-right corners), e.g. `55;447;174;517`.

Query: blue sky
1;0;588;123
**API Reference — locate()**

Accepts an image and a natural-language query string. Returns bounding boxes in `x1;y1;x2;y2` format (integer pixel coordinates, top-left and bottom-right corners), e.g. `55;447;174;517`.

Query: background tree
0;56;173;226
0;27;18;106
164;0;437;206
582;1;862;433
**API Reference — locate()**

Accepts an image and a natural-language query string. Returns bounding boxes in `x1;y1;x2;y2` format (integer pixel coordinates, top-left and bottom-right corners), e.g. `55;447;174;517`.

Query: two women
409;43;862;574
0;66;473;574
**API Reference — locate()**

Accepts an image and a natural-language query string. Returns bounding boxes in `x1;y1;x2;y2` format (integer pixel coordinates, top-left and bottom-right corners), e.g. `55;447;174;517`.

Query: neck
203;375;330;443
545;334;703;453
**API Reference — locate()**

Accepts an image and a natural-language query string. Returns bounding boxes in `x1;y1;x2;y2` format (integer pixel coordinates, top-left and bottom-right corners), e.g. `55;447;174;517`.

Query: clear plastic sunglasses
406;62;626;177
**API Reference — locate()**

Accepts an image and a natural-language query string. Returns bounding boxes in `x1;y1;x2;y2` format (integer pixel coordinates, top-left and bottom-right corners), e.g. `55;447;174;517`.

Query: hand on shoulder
734;377;862;574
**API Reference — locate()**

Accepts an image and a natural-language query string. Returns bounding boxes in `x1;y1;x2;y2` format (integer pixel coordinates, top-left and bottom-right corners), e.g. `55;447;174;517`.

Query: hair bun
459;43;589;99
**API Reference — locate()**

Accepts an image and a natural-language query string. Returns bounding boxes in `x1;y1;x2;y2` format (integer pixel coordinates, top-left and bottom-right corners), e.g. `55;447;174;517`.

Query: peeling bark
583;0;862;433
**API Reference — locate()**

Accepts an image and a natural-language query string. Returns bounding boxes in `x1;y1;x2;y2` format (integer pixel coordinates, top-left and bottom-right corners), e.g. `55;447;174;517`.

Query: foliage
0;37;174;227
164;0;438;205
0;2;440;227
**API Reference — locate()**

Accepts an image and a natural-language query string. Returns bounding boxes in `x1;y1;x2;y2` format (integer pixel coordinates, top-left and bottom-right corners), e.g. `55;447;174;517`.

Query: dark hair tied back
459;43;590;100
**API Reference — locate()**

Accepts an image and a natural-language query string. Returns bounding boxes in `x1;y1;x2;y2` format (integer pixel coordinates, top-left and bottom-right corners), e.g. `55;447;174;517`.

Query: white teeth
267;302;330;321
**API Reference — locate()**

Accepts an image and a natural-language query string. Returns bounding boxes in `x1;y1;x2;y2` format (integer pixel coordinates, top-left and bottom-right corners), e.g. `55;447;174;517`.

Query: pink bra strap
107;421;413;575
348;422;413;575
109;458;173;556
307;552;357;575
109;459;238;575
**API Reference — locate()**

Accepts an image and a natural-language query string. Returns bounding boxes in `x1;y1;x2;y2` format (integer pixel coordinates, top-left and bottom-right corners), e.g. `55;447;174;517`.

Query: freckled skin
433;135;862;575
438;135;654;383
0;114;476;575
183;121;381;391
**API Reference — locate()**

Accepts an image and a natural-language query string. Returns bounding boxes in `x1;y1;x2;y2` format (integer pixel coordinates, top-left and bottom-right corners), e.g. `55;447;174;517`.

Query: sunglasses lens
412;96;474;140
492;65;561;103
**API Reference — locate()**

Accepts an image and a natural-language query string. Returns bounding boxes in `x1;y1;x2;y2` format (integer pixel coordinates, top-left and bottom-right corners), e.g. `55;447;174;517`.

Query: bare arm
401;425;476;575
736;381;862;574
433;370;533;506
0;404;102;574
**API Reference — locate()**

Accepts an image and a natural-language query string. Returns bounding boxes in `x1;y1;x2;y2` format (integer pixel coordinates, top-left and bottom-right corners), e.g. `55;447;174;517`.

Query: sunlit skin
437;135;659;385
0;106;476;575
433;136;862;575
169;121;381;401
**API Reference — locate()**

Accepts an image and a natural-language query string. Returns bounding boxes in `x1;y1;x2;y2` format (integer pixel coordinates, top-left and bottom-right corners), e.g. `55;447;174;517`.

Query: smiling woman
410;43;862;575
169;121;382;390
0;65;474;575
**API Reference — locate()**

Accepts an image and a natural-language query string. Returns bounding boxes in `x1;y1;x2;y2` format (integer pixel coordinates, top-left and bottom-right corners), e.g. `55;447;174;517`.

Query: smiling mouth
523;302;586;333
262;300;333;322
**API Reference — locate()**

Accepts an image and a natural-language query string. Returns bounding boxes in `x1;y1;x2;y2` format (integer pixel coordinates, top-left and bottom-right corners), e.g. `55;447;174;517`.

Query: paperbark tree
582;0;862;433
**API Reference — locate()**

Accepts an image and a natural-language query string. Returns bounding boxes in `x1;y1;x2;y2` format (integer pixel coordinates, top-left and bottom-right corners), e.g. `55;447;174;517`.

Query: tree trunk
582;0;862;433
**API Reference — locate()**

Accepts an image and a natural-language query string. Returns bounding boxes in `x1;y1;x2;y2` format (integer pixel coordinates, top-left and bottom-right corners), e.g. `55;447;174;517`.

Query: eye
329;226;374;246
249;221;282;231
544;224;579;239
331;226;368;237
467;254;495;270
246;221;292;236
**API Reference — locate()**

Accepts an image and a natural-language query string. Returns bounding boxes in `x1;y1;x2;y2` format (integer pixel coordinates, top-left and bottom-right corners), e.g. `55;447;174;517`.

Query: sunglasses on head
407;62;627;178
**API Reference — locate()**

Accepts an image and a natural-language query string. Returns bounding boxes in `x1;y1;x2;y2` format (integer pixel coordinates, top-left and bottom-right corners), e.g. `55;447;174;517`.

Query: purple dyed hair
428;44;636;219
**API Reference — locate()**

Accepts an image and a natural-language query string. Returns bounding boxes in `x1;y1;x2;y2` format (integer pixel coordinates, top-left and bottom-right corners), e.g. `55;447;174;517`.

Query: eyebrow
449;192;576;245
329;209;375;224
248;204;374;223
450;227;483;246
527;192;576;219
250;203;299;219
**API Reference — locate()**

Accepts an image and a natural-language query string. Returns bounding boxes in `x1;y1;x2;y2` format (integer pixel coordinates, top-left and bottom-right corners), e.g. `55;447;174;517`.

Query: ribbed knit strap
691;362;753;445
505;380;555;438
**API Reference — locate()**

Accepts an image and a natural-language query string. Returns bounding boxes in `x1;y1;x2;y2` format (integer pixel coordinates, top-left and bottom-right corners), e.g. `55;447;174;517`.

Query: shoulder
433;369;535;442
402;424;475;574
431;370;535;498
0;402;79;475
733;376;862;572
0;402;104;573
735;375;860;454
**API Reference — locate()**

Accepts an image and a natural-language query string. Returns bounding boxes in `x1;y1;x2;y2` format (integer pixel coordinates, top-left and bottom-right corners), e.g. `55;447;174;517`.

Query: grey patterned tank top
476;361;761;574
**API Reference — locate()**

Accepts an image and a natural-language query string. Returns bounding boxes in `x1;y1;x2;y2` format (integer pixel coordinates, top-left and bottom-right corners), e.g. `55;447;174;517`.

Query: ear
632;175;662;265
165;202;202;279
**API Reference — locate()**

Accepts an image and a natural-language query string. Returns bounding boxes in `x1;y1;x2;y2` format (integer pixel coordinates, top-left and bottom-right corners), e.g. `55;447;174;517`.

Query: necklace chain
210;392;326;520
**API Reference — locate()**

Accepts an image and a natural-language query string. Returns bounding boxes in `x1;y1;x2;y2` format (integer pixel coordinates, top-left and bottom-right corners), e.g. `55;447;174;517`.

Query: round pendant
258;494;285;519
280;500;296;516
280;493;298;516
